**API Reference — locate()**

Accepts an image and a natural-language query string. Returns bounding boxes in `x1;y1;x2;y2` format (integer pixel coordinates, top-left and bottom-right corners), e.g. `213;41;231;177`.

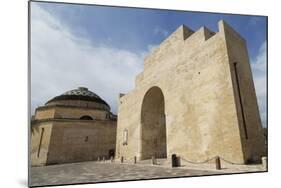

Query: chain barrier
118;157;137;163
103;155;246;166
180;156;218;164
180;155;245;165
219;157;245;165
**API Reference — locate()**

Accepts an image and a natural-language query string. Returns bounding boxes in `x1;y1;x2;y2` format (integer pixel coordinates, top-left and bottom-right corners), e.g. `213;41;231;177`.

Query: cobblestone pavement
30;161;221;187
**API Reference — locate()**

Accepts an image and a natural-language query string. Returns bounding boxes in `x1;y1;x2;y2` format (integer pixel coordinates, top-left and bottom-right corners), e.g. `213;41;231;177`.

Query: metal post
134;156;137;164
110;156;114;163
151;156;156;165
215;156;221;170
121;156;124;163
102;156;105;162
172;154;177;167
97;157;100;162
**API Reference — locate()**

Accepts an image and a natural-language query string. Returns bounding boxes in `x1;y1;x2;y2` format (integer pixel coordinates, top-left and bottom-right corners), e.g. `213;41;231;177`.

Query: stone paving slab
31;161;216;187
30;160;266;187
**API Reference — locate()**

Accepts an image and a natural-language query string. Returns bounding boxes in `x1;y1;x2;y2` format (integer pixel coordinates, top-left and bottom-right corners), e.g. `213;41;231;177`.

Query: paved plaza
30;159;266;187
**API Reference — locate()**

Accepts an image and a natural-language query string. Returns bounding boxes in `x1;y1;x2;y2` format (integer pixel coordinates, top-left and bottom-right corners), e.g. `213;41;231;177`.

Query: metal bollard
134;156;137;164
151;156;157;165
261;156;267;170
110;156;114;163
172;154;177;167
215;156;221;170
102;156;105;162
97;157;100;162
121;156;124;163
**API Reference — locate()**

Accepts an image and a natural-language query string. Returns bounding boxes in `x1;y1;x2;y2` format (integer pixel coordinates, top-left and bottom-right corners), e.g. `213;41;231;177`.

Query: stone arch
141;86;167;159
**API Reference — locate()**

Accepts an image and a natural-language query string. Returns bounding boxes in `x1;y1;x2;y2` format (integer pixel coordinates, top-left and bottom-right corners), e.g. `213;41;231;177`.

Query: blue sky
31;1;267;127
37;2;266;58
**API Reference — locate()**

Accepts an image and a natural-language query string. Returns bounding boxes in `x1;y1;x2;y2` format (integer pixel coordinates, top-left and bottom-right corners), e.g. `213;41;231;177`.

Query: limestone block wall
53;106;108;120
30;123;53;166
116;20;264;164
34;106;108;120
46;100;110;111
31;119;116;166
220;21;266;161
34;108;56;120
46;120;116;165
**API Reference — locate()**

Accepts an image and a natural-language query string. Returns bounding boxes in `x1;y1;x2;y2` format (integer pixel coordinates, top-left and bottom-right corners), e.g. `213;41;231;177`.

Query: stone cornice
35;104;109;113
31;117;117;126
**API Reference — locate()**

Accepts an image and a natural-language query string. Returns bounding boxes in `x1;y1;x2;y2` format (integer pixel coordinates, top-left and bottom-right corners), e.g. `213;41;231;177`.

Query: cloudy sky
30;2;267;127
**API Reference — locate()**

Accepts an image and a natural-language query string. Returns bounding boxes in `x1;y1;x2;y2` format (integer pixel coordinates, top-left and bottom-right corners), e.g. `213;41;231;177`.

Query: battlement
143;24;217;70
143;25;194;66
218;20;245;43
143;20;245;71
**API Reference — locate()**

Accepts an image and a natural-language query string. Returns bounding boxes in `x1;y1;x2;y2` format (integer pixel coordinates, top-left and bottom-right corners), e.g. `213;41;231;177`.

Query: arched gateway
116;21;266;164
141;87;167;159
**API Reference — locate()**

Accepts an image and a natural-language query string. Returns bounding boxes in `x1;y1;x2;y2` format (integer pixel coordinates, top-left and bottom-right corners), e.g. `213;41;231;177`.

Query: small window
106;113;109;119
123;129;128;145
37;128;45;158
80;115;93;120
85;136;89;142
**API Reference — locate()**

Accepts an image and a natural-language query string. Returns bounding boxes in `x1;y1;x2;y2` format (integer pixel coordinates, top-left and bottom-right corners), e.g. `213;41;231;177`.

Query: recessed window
123;129;128;145
37;128;45;158
85;136;89;142
80;115;93;120
233;62;248;139
106;113;110;119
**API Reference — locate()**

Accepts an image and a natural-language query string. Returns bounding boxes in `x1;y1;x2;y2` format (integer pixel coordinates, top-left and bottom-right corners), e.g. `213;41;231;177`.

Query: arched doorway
141;86;167;159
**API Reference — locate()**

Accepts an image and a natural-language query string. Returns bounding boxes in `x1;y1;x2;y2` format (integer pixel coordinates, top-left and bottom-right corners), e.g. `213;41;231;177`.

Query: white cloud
31;5;145;114
251;41;267;127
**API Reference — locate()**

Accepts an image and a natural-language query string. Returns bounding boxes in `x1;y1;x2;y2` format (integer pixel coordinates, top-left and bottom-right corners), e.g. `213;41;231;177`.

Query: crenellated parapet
135;20;248;88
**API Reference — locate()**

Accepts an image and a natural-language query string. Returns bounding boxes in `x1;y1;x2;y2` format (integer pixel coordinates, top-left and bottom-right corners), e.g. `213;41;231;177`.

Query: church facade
31;87;117;166
115;20;265;164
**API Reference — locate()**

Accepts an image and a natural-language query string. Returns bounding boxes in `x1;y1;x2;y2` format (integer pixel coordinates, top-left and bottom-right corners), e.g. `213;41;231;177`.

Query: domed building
31;87;117;166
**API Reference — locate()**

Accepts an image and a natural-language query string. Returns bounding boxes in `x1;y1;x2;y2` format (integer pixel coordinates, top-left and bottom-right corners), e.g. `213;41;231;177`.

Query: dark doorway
141;86;167;159
108;149;115;158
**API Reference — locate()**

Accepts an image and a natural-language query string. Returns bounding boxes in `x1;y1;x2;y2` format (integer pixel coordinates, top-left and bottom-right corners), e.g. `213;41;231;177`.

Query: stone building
31;87;117;166
116;20;266;164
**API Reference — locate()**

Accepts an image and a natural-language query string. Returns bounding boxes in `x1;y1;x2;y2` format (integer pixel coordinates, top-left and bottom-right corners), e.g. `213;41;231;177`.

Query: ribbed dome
46;87;109;109
61;87;100;98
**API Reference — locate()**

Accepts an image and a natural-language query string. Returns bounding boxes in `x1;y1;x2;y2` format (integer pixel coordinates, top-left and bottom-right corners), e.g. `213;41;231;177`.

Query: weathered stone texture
46;120;116;165
116;20;265;164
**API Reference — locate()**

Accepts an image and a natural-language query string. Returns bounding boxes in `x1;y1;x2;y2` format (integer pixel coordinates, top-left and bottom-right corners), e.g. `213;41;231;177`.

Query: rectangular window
234;63;248;139
123;129;128;145
37;128;45;158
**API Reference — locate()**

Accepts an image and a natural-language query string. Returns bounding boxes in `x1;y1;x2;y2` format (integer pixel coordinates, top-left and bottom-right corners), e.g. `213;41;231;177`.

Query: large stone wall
221;21;266;161
116;20;265;164
31;120;116;166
